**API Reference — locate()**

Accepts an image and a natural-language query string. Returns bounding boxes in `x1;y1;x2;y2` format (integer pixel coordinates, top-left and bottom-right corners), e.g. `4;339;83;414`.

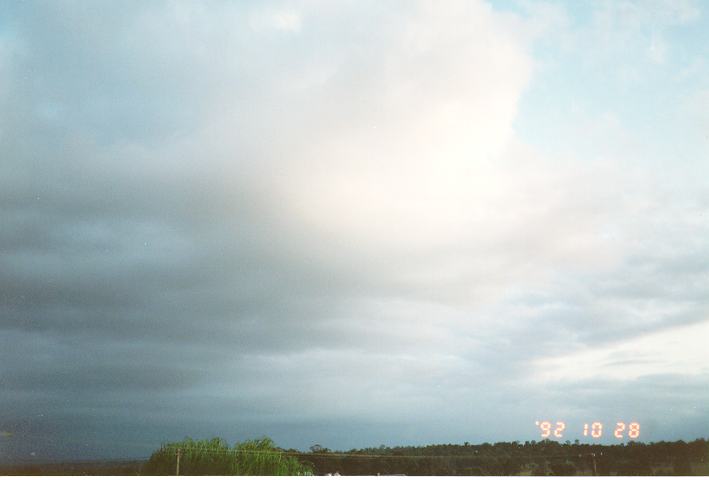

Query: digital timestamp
535;420;640;440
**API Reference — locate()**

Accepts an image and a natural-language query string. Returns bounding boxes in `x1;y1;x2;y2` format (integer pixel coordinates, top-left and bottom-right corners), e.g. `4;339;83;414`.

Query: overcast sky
1;0;708;463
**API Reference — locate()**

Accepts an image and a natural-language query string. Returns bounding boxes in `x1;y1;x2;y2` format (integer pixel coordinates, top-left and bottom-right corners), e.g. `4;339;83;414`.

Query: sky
1;0;708;463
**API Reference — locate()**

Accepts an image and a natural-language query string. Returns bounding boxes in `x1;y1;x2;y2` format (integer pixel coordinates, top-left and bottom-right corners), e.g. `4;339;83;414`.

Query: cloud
532;320;709;383
1;0;708;462
249;7;302;33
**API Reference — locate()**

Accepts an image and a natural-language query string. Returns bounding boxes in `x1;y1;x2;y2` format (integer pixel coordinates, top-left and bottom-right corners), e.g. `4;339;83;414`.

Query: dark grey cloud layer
1;0;708;462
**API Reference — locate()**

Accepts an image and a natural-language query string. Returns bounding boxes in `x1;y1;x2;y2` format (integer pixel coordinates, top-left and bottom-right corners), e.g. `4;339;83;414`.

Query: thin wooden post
591;453;597;476
176;448;181;476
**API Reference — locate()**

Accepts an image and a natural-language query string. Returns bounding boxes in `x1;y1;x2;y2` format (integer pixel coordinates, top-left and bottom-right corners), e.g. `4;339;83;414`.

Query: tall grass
143;436;313;475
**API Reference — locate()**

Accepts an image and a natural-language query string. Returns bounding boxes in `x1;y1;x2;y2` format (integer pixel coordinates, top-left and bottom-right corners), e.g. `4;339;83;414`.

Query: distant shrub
143;436;313;475
672;456;692;475
550;461;577;475
615;459;652;476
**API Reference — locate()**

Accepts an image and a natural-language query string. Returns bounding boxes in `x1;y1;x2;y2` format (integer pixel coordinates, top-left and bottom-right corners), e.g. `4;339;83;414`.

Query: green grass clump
143;436;313;475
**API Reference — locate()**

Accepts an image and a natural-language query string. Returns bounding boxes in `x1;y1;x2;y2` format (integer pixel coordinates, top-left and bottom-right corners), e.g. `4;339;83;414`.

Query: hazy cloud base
1;0;708;461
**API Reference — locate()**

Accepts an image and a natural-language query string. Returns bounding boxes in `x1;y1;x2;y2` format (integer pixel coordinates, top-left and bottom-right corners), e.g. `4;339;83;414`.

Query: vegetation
142;437;313;476
294;438;708;476
3;437;706;475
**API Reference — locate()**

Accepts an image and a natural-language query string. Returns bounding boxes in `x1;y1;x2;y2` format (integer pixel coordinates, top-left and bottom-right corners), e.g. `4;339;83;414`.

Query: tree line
296;438;707;475
141;437;707;475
